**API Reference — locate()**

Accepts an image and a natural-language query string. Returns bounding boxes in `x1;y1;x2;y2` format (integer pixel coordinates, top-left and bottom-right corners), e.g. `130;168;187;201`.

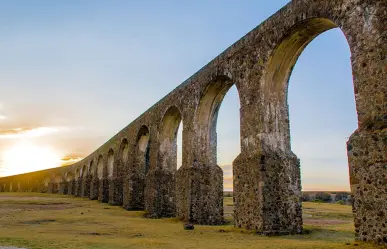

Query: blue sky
0;1;357;191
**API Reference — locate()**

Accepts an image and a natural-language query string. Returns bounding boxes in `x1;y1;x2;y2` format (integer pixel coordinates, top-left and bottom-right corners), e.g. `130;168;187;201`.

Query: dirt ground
0;193;384;249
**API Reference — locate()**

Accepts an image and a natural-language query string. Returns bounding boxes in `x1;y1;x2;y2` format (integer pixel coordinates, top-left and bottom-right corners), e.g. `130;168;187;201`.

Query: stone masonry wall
0;0;385;244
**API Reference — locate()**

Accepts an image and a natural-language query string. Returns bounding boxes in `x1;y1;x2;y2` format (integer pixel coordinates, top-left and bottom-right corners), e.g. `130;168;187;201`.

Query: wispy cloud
60;156;83;166
0;126;70;139
0;115;7;120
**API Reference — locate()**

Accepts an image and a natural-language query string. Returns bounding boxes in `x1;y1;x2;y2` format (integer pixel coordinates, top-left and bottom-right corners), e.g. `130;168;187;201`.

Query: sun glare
2;143;61;176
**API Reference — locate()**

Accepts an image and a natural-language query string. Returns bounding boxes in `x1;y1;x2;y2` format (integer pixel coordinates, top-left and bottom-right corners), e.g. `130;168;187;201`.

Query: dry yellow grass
0;193;383;249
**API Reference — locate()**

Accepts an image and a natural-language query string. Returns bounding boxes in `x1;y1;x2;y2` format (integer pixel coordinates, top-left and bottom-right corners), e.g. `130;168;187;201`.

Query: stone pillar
59;182;68;195
347;130;387;244
90;177;99;200
233;152;302;234
109;177;123;206
144;168;175;218
47;182;54;193
123;173;145;210
74;178;82;197
81;176;91;198
176;164;223;225
98;178;109;203
67;180;74;196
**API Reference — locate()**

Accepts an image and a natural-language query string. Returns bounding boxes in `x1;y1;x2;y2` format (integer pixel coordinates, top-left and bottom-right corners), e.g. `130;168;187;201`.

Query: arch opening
196;77;236;166
159;106;183;171
65;172;74;182
107;149;115;178
136;125;150;175
97;155;104;179
81;165;86;178
88;160;95;176
287;29;355;194
196;76;241;223
120;139;129;166
262;17;356;233
75;168;80;180
265;18;338;99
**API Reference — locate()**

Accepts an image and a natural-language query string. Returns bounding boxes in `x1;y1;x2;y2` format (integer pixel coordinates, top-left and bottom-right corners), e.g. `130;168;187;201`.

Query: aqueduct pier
0;0;386;244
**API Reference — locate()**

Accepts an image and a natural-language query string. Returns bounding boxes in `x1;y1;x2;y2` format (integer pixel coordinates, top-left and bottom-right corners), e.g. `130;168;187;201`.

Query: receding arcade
0;0;385;244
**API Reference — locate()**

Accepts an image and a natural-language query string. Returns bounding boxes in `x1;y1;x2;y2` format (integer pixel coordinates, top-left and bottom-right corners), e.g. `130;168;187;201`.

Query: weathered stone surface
347;129;387;244
98;179;109;203
89;177;99;200
233;152;302;234
123;173;145;210
81;176;91;198
74;179;82;197
145;168;175;218
176;164;223;225
0;0;385;244
59;182;68;195
108;177;123;205
67;180;75;196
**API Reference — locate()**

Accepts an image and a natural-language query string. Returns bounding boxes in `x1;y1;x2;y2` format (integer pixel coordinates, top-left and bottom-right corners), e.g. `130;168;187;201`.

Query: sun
2;143;61;176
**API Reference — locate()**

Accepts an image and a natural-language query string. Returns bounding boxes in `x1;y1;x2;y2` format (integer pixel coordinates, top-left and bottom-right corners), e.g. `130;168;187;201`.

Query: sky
0;1;357;191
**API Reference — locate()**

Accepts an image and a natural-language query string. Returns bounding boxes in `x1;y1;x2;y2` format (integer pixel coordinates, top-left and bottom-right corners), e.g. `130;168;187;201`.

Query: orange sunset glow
1;142;82;177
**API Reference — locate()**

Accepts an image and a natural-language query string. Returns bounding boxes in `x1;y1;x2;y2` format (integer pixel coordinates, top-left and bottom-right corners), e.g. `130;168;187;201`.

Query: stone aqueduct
0;0;386;244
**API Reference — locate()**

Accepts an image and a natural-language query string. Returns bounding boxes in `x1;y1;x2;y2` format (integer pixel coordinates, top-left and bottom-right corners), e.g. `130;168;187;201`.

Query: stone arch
89;160;96;176
196;76;240;166
89;159;99;200
108;141;127;206
262;18;341;152
176;76;241;224
89;159;99;179
119;138;129;171
135;125;151;175
107;149;115;178
233;7;386;241
97;154;109;202
97;155;105;180
233;18;349;235
75;168;80;180
159;106;183;171
126;125;151;210
65;171;74;182
80;165;87;178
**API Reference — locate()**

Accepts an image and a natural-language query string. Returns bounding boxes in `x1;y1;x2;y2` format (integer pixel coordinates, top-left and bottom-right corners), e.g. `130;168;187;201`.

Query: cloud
60;156;83;166
0;115;7;120
0;126;70;139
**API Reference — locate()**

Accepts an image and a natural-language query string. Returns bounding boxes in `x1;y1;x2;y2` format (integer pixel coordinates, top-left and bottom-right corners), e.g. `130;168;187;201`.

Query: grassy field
0;193;384;249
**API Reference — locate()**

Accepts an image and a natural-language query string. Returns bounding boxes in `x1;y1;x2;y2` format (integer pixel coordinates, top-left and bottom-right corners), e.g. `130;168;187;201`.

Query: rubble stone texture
0;0;385;244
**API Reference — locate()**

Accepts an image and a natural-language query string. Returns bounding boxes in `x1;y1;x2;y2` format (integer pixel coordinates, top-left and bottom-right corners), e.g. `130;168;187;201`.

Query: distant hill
224;191;351;204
